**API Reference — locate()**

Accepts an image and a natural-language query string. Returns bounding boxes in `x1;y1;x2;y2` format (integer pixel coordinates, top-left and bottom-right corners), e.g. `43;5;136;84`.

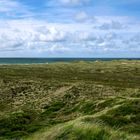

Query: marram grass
0;60;140;139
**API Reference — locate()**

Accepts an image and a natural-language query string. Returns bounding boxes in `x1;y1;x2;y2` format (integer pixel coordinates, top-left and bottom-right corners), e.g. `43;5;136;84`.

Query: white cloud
0;0;22;12
36;27;67;42
47;0;90;6
97;21;126;30
75;11;96;22
59;0;90;5
0;0;32;18
0;16;140;57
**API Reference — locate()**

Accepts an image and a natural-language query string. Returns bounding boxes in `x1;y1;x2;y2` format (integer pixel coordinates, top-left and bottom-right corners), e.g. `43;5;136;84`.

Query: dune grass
25;116;140;140
0;60;140;139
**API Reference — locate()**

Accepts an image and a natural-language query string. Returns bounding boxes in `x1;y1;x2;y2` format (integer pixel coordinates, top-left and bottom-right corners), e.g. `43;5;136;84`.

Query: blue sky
0;0;140;57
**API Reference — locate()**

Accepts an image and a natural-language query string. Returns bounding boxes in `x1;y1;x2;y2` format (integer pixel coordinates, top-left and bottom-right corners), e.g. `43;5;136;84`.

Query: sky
0;0;140;58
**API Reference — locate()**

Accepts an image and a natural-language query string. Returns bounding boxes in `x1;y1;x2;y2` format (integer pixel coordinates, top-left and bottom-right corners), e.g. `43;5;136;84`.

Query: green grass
24;116;140;140
0;60;140;139
98;99;140;134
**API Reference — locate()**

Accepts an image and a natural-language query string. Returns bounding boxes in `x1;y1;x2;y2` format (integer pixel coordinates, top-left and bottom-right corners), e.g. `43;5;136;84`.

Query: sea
0;58;139;64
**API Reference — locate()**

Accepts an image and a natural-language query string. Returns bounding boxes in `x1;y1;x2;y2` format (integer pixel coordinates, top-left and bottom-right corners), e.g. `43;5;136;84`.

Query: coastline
0;58;140;65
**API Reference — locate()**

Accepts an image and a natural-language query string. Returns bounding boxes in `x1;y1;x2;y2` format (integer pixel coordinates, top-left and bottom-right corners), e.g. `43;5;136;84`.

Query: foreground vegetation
0;60;140;140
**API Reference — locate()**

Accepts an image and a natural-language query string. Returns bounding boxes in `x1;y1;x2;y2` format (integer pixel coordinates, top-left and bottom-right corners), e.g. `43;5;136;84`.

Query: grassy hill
0;60;140;140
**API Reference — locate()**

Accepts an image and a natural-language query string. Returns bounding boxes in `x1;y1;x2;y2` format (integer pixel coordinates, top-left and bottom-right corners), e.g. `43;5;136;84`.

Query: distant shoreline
0;58;139;65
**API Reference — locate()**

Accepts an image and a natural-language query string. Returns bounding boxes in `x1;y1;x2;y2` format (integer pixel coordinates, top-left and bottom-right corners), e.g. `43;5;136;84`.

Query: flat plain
0;60;140;140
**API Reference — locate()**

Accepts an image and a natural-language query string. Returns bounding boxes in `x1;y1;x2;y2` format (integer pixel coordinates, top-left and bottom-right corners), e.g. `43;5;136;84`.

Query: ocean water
0;58;139;64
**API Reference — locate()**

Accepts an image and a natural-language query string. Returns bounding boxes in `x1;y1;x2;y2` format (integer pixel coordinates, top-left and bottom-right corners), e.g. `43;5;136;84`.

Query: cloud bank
0;17;140;57
0;0;140;57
